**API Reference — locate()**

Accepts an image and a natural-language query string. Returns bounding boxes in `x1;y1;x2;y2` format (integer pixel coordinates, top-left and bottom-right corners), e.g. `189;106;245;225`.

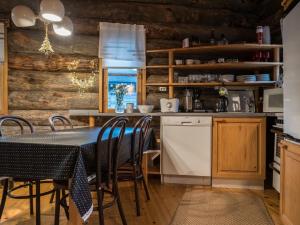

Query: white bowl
138;105;154;113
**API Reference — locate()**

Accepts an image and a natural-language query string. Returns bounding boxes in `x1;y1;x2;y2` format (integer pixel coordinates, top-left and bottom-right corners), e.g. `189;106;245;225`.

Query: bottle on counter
219;33;229;45
210;30;216;45
184;89;193;112
256;26;264;44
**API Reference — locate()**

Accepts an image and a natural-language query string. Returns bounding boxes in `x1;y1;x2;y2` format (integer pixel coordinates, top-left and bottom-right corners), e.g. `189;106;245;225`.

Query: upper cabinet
0;21;7;115
213;117;266;180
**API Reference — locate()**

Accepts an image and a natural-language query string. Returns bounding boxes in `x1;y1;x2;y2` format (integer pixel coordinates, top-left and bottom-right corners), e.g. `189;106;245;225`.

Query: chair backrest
0;115;34;137
49;115;73;131
95;116;128;189
131;116;152;166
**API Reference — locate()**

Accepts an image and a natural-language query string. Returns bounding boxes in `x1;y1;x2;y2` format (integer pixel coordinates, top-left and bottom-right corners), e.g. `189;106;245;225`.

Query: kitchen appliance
263;88;283;113
160;98;179;113
161;116;212;185
282;2;300;141
183;89;193;112
270;114;284;192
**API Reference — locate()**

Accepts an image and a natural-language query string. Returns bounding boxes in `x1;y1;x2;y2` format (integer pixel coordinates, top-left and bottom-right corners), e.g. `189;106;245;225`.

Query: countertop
69;110;276;117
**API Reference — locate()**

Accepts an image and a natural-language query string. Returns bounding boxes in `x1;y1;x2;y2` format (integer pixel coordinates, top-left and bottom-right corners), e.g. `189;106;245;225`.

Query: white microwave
263;88;283;112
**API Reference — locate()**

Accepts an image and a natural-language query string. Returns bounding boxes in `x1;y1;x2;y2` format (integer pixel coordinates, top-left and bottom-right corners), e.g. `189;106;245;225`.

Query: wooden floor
0;179;282;225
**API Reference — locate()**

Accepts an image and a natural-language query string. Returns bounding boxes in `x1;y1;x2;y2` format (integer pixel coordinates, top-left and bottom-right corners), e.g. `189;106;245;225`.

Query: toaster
160;98;179;113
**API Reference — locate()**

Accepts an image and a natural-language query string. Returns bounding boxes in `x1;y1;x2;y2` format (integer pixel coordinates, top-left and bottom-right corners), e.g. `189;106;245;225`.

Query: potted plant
113;84;128;113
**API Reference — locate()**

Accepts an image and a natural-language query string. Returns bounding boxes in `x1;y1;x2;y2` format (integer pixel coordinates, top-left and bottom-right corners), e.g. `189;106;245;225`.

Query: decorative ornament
39;23;54;55
68;59;97;94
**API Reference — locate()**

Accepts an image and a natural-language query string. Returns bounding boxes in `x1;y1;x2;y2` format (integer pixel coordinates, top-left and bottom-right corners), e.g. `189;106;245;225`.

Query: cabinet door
280;141;300;225
213;118;266;179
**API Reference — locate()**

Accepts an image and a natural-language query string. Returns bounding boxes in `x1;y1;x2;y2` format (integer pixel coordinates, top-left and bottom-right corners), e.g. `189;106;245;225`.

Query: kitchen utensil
160;98;179;112
138;105;154;113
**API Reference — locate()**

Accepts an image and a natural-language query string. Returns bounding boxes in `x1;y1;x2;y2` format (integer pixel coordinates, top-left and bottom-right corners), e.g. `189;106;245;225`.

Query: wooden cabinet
280;140;300;225
213;117;266;180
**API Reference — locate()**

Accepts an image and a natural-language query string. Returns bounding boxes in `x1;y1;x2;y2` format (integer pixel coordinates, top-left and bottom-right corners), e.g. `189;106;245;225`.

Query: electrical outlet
159;87;167;92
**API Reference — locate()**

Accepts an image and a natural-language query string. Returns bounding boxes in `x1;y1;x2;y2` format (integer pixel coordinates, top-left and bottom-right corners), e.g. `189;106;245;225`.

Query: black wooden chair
49;115;73;131
48;115;73;204
118;116;152;216
0;115;54;225
53;116;129;225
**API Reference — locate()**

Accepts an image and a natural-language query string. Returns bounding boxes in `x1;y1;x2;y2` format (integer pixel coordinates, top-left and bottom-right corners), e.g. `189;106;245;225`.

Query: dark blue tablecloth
0;127;156;221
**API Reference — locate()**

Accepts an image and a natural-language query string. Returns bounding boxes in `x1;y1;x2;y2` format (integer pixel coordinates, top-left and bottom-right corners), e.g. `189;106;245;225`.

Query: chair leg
0;179;8;219
96;185;105;225
54;189;61;225
115;183;127;225
29;182;34;215
140;167;150;200
61;190;69;220
36;181;41;225
49;192;55;203
133;165;141;216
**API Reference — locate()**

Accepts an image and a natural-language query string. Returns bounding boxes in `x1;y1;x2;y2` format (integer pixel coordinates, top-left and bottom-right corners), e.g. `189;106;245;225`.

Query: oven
272;128;284;192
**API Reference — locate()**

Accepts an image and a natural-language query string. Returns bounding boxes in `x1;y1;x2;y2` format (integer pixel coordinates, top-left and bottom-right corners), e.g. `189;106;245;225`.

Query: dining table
0;126;156;224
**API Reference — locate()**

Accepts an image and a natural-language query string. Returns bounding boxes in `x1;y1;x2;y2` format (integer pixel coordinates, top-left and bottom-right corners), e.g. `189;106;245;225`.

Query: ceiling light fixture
40;0;65;22
53;16;73;36
11;1;73;55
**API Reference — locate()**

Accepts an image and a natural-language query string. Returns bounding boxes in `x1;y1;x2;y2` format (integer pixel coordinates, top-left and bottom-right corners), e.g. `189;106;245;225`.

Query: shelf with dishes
146;43;282;54
143;43;282;103
146;81;276;87
146;62;282;70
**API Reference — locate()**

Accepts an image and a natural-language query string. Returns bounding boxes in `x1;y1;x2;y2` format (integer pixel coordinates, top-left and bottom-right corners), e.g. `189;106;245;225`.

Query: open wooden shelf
143;43;282;103
147;43;283;54
171;81;276;87
146;81;276;87
146;83;169;86
172;62;283;70
147;62;283;70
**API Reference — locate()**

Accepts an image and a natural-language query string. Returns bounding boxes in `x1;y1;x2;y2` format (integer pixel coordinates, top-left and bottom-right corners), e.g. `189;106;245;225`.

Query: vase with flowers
113;84;128;113
218;87;229;112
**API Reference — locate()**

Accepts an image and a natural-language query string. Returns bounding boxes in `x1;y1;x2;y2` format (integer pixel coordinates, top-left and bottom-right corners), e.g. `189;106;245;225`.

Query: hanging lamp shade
40;0;65;22
11;5;36;27
53;16;73;36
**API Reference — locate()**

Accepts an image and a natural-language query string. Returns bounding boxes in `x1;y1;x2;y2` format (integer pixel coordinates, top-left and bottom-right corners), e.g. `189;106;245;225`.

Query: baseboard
162;175;211;185
212;178;264;190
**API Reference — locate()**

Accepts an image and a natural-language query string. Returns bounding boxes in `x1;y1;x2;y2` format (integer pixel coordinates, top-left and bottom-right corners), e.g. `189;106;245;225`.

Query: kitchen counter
69;109;274;117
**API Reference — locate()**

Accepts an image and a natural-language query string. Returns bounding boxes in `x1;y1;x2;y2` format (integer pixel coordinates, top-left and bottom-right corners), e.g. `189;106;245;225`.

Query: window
98;22;146;112
107;68;138;109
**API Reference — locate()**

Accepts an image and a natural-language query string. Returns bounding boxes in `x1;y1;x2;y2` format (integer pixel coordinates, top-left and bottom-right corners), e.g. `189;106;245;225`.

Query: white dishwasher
161;116;212;185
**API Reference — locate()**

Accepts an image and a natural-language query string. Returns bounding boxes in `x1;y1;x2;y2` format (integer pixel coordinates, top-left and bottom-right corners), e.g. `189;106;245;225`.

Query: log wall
0;0;280;130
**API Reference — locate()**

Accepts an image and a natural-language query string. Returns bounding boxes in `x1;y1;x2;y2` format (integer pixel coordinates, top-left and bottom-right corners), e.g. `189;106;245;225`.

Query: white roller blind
99;22;145;68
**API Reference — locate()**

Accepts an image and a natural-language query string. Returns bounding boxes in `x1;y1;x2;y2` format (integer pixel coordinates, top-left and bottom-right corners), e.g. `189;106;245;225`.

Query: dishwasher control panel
161;116;212;126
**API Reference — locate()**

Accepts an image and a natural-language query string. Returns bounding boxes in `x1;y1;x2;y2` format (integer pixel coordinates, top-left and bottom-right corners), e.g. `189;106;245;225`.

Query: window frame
0;21;8;115
98;58;146;113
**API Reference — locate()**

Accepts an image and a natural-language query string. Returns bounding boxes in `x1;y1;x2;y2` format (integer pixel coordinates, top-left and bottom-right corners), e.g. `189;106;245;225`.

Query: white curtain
99;22;145;68
0;23;4;63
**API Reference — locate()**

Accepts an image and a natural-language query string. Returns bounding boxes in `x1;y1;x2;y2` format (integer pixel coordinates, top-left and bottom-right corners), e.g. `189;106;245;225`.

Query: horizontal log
9;91;99;110
8;52;98;72
146;92;169;108
8;69;99;92
0;0;259;14
8;30;99;56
